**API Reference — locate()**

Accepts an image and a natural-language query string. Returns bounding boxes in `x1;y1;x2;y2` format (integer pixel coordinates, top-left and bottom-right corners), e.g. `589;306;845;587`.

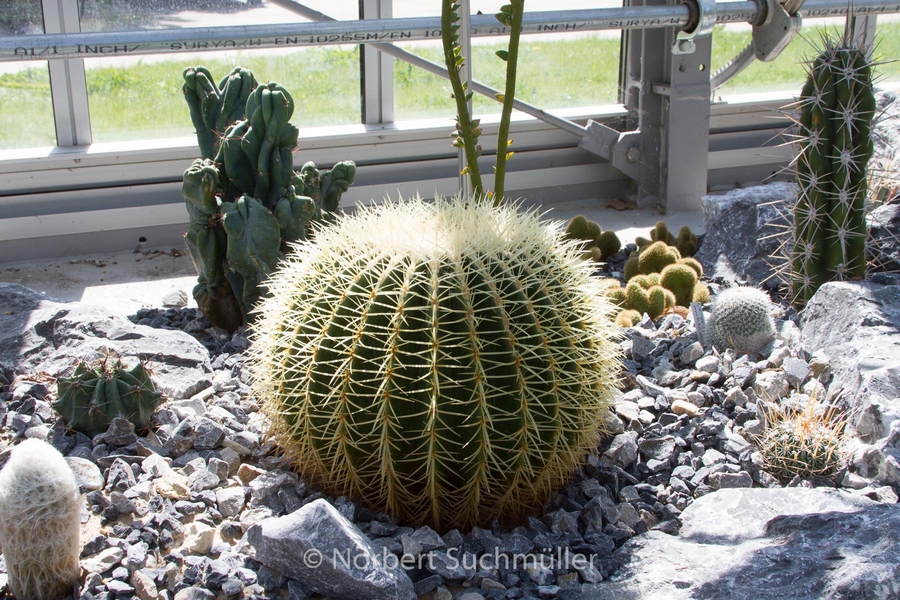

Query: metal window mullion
42;0;91;147
360;0;394;125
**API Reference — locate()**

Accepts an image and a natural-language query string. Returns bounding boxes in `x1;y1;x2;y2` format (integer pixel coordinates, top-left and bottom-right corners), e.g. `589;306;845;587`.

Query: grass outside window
1;23;898;149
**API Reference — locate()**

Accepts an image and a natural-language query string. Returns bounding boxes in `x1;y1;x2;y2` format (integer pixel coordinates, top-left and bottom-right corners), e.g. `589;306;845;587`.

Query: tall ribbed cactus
249;196;622;531
181;66;357;331
792;36;876;307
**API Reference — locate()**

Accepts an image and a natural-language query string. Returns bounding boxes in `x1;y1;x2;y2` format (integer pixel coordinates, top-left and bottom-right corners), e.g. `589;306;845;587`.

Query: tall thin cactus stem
492;1;524;206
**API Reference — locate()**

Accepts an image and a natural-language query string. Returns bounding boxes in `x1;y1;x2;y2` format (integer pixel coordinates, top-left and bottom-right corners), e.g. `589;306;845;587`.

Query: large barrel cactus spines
249;196;623;532
52;354;163;437
792;36;876;307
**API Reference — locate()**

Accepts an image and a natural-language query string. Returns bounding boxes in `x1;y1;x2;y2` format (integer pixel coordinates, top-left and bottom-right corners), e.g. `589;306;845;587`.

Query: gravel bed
0;263;882;600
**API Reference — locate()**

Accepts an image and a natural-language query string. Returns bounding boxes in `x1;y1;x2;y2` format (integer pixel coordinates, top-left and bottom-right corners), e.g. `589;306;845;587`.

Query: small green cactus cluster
634;221;698;258
249;195;623;531
182;66;357;331
564;215;622;262
0;439;81;600
52;353;162;437
758;394;846;482
607;229;708;325
791;36;876;308
706;286;776;355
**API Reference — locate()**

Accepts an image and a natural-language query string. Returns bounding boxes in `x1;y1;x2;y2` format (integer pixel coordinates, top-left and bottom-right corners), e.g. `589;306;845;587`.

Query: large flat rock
801;279;900;445
604;488;900;599
0;283;211;399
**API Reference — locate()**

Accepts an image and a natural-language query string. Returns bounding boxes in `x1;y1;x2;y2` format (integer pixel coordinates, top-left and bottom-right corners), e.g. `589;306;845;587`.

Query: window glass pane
0;1;54;149
393;0;620;121
78;0;360;143
711;18;886;98
874;18;900;84
1;0;43;35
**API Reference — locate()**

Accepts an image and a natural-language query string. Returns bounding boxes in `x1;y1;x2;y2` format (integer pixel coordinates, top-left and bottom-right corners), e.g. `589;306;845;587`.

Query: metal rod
5;0;899;63
0;5;709;63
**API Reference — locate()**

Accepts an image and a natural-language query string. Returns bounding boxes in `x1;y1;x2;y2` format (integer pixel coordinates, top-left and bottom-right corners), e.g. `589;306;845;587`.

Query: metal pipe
0;5;710;63
5;0;899;63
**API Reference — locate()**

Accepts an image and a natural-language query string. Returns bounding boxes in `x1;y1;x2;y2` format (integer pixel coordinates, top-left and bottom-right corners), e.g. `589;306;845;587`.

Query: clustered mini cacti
606;222;707;325
791;35;876;307
182;66;357;331
564;215;622;262
52;353;162;437
634;221;698;259
0;439;81;600
706;286;776;355
249;196;622;531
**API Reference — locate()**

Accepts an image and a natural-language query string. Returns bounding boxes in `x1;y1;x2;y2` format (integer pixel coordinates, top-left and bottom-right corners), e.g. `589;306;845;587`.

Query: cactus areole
249;197;623;531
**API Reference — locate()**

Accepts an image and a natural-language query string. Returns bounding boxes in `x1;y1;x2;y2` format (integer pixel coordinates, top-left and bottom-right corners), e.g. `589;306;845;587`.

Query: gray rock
246;498;415;600
66;456;105;491
104;417;138;447
638;436;677;463
868;201;900;272
162;289;189;308
604;488;899;598
193;418;227;451
0;283;211;399
802;280;900;446
709;471;752;489
781;357;810;388
696;183;794;287
603;431;639;467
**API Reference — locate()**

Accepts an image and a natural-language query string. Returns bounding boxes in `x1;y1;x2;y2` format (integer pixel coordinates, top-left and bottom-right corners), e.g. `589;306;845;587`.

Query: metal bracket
673;0;717;55
753;0;802;61
578;121;643;181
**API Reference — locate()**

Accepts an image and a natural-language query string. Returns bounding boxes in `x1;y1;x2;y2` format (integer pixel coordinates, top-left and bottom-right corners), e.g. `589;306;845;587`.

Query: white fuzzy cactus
707;286;776;355
0;439;82;600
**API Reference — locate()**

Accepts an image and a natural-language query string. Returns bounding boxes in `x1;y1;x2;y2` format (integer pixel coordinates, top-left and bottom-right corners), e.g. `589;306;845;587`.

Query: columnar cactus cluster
182;66;357;331
792;37;876;307
52;353;162;437
249;196;623;531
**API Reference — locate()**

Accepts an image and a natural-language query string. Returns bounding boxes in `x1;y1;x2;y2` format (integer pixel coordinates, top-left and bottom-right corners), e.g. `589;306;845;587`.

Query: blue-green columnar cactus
53;355;162;437
249;196;623;531
707;286;776;355
182;66;357;331
792;36;876;307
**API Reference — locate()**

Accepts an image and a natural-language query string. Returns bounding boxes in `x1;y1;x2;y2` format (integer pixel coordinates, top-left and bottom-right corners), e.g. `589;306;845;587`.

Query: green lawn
1;22;898;149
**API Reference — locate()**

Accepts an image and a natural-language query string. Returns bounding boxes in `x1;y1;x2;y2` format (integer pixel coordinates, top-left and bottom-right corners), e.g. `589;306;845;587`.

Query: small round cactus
675;226;698;257
595;230;622;260
637;241;679;276
659;263;698;307
0;439;81;600
249;196;623;531
615;309;642;327
53;353;162;437
707;286;776;355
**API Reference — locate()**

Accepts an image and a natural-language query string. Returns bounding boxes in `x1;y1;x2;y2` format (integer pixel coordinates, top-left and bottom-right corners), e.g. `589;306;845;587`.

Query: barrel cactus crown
707;286;776;355
249;196;623;531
